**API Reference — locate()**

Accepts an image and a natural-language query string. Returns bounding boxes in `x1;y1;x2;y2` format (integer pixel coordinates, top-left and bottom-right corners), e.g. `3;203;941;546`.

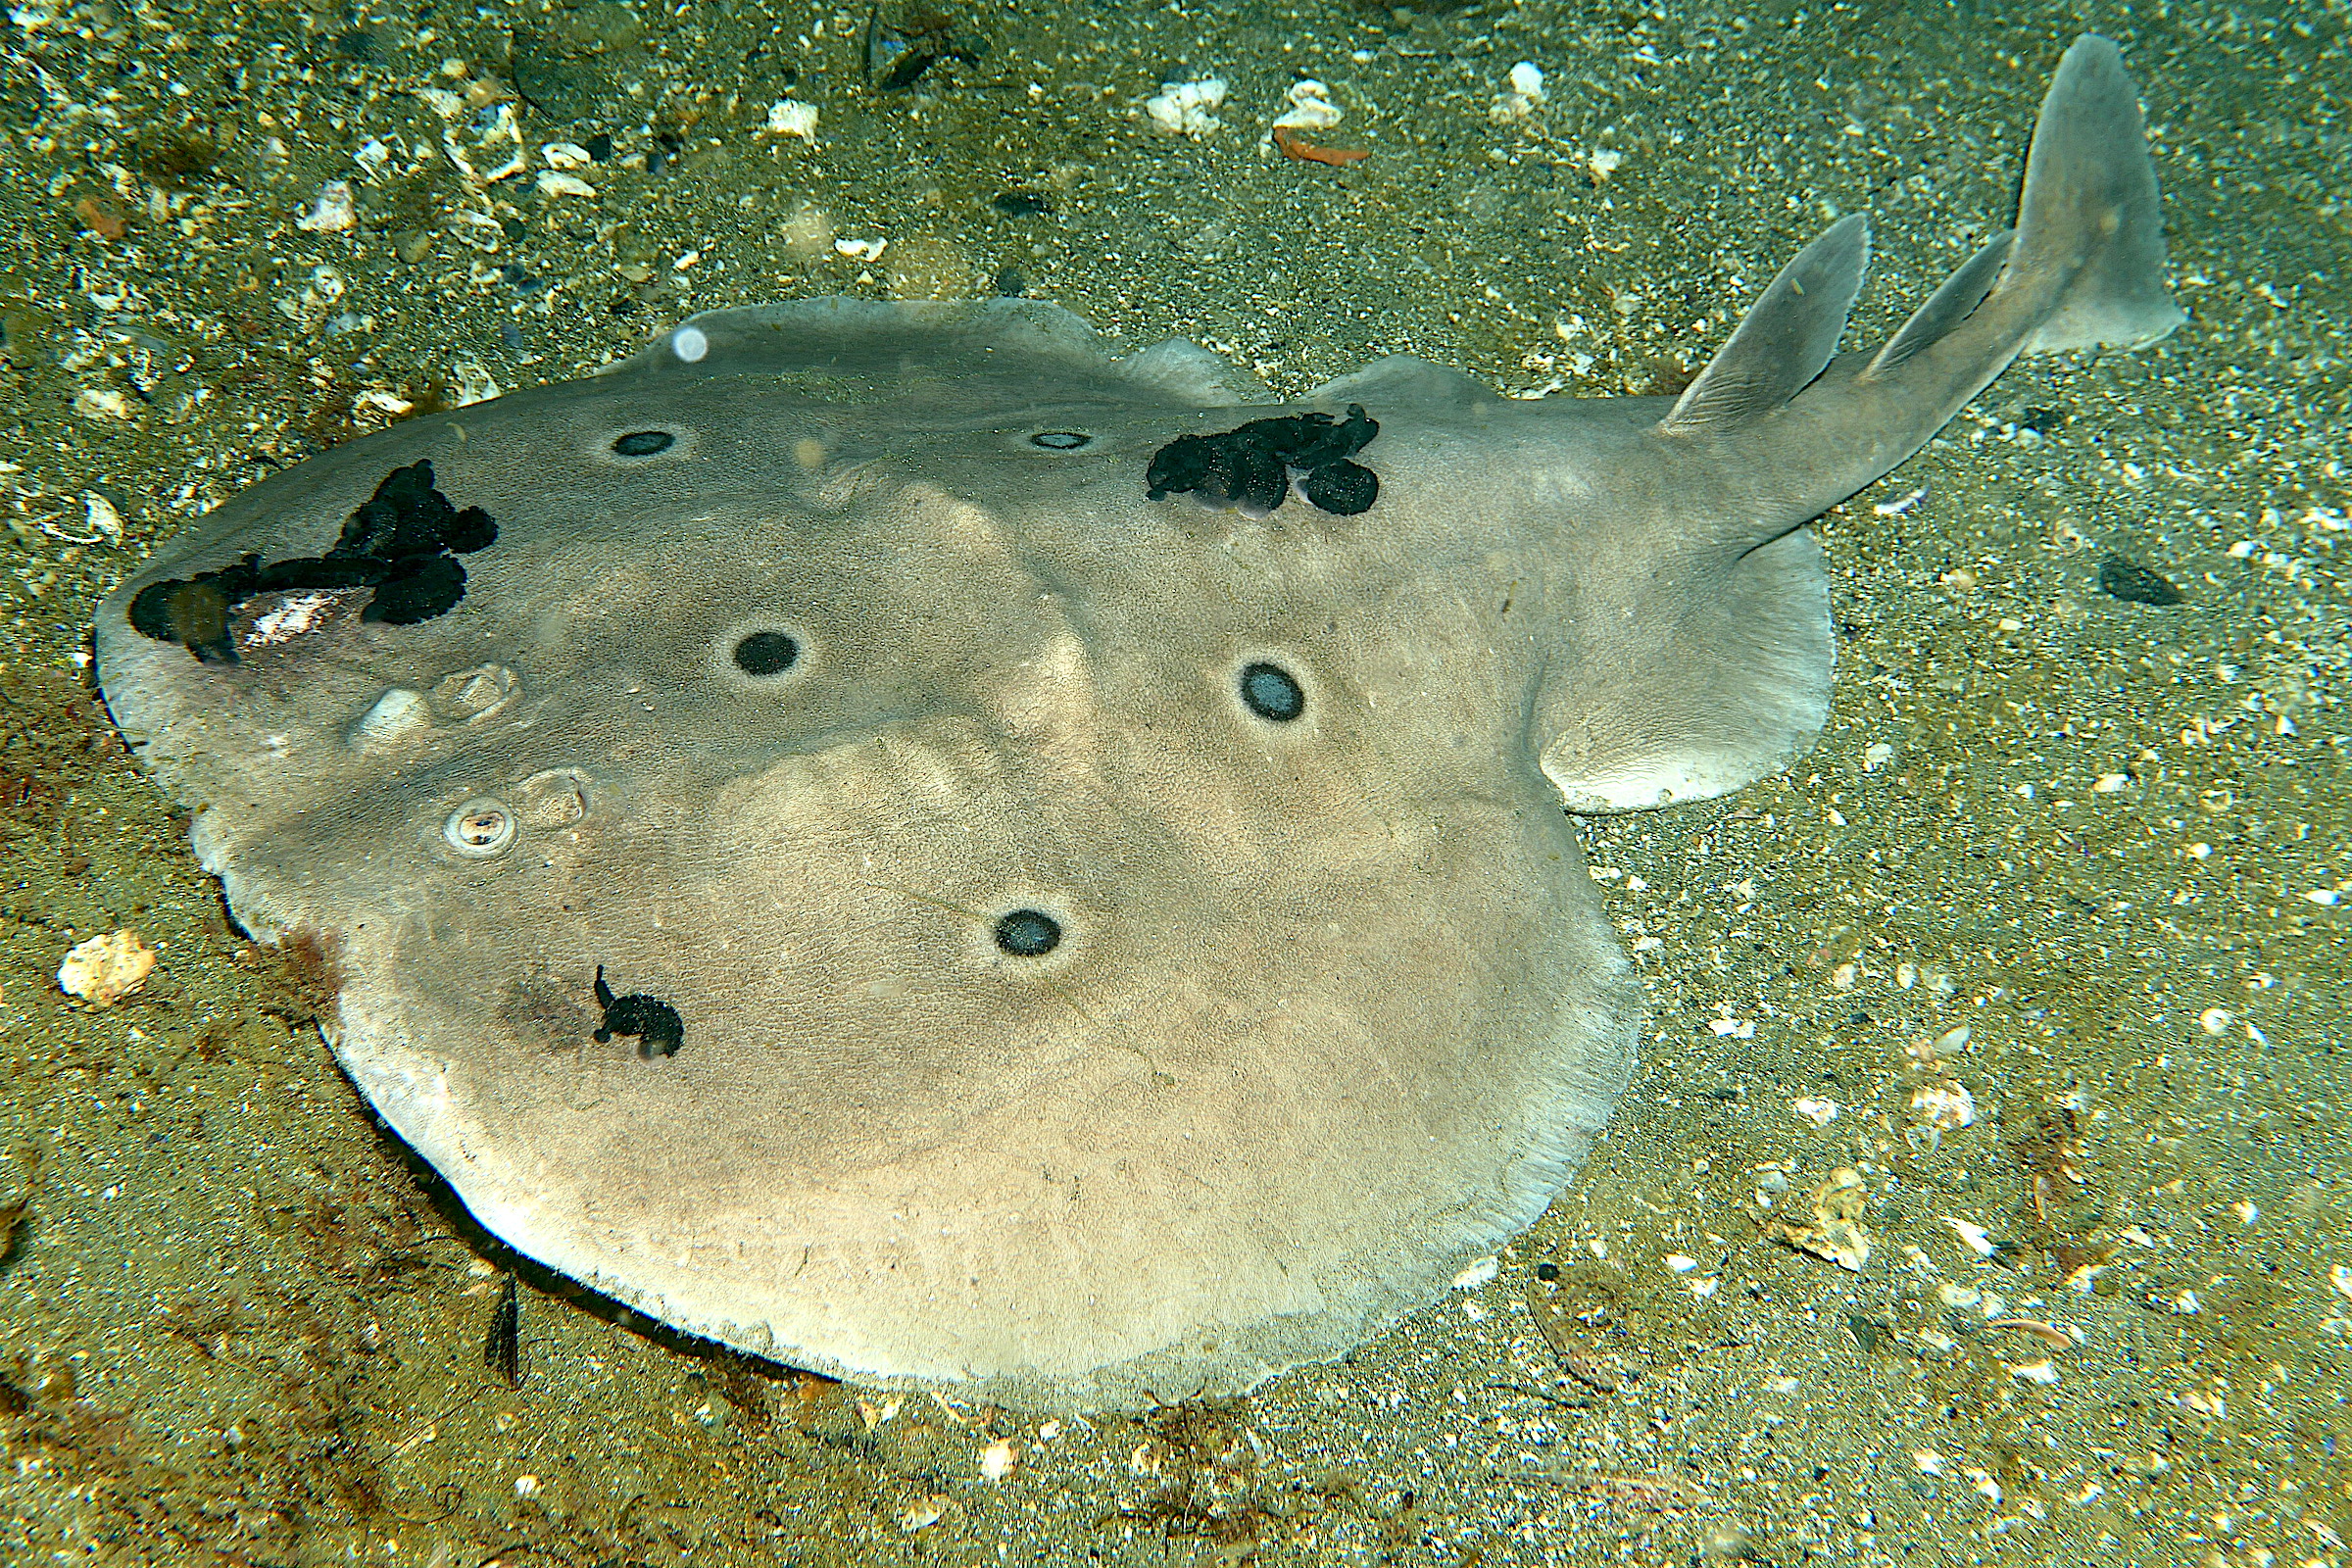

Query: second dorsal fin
1658;214;1869;436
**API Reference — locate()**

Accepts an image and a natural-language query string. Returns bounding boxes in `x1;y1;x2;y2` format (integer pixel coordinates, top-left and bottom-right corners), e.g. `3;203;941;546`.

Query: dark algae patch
125;461;495;662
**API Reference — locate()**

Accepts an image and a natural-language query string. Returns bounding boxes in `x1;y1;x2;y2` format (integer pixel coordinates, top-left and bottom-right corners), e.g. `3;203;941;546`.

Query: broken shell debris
1271;79;1343;131
1909;1080;1977;1133
1491;61;1547;123
57;930;157;1007
1145;77;1226;136
295;180;358;233
763;99;820;140
1772;1167;1872;1272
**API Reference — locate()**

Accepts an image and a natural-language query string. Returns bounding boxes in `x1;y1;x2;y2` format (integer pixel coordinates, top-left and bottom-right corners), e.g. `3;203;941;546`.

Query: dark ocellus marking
1239;662;1305;722
594;964;685;1057
2097;555;2183;606
611;429;675;457
126;460;496;662
733;630;800;675
1145;404;1380;517
993;909;1061;957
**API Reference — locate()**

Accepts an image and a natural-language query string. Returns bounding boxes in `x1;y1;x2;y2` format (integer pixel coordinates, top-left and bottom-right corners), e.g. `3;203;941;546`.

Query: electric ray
95;35;2181;1407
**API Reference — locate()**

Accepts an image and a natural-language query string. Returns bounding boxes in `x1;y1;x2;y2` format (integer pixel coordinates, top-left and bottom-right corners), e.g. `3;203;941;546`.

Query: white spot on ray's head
246;590;347;648
672;325;710;364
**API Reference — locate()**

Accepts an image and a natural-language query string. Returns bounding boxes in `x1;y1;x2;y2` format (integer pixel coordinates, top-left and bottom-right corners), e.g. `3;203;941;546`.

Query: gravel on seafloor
0;1;2347;1564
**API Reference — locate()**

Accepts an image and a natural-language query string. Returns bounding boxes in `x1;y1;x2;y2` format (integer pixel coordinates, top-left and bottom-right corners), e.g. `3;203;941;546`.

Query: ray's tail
1540;35;2184;815
1660;33;2184;462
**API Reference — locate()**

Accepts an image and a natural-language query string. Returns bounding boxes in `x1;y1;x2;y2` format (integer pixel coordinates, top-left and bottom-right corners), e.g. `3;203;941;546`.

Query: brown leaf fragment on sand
73;196;126;240
0;1148;37;1270
482;1274;520;1388
1525;1263;1638;1391
1272;124;1369;166
1558;1345;1626;1394
2049;1238;2119;1285
1771;1167;1872;1272
0;1196;24;1269
1986;1317;2075;1348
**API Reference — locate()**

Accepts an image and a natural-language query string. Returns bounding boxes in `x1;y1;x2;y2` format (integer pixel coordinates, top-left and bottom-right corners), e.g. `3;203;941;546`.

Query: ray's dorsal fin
1656;214;1870;436
1864;231;2013;378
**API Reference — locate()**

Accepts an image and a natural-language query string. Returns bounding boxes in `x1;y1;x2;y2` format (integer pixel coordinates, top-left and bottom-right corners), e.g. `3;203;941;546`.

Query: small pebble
2097;555;2182;605
764;99;819;140
1145;78;1227;137
295;180;358;233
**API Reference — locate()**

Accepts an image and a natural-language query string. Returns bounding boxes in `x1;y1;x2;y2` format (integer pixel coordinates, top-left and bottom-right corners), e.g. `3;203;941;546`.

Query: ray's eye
1239;662;1304;722
994;909;1062;956
1029;430;1092;450
733;630;800;675
611;430;676;458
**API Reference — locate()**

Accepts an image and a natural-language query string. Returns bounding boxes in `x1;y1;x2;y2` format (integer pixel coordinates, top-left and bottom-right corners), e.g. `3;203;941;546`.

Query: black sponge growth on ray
1300;460;1379;516
594;965;685;1058
1145;403;1380;518
127;460;498;662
